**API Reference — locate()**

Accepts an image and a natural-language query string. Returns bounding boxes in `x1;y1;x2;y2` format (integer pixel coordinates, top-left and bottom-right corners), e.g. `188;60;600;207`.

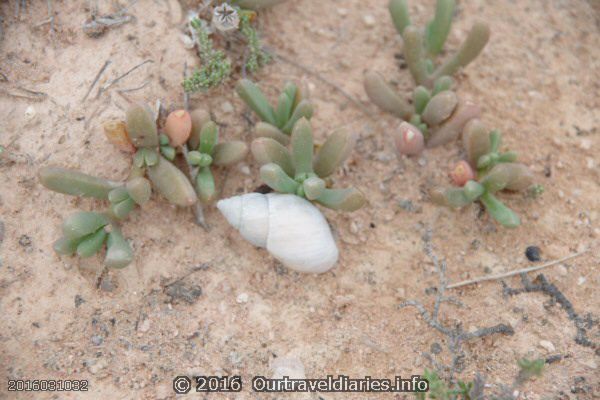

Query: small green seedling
183;5;270;92
432;122;534;228
236;79;313;145
364;72;480;152
389;0;490;88
53;211;133;269
185;113;248;203
251;117;365;211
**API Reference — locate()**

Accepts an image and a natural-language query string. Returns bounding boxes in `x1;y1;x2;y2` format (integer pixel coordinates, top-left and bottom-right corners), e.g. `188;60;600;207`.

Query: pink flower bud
450;160;475;186
393;122;425;156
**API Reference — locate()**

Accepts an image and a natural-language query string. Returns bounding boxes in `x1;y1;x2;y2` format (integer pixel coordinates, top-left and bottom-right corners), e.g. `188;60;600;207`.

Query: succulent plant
185;111;248;203
182;5;270;92
236;79;313;145
250;117;365;211
53;211;133;269
233;0;287;10
389;0;490;88
431;121;535;228
39;103;247;268
364;71;480;154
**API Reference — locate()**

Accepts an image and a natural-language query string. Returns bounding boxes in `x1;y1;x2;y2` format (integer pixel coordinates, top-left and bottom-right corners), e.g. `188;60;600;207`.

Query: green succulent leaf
108;187;129;204
147;156;198;207
313;128;356;178
480;192;520;228
126;177;152;205
125;103;158;148
463;180;485;201
212;141;248;166
389;0;411;35
160;145;176;161
480;163;512;193
315;187;366;211
39;167;120;199
111;198;135;219
290;118;314;176
425;0;456;56
431;187;471;208
76;228;108;258
489;129;502;152
498;151;518;163
104;228;134;269
195;166;216;203
303;176;326;201
426;101;480;148
421;90;458;126
199;120;219;155
462;119;490;167
431;21;490;81
282;82;298;109
260;163;299;194
275;92;294;129
281;100;314;135
403;26;429;86
413;86;431;115
236;79;277;125
432;75;453;95
62;211;109;240
251;137;295;177
53;236;80;256
188;109;212;150
255;122;291;145
364;71;413;120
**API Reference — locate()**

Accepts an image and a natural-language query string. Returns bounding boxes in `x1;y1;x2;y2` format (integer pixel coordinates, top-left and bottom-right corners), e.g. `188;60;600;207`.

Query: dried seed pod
449;160;475;187
313;128;356;178
212;3;240;32
427;101;480;148
147;156;197;206
165;110;192;147
126;104;158;148
392;122;425;156
422;91;458;126
212;141;248;166
103;120;135;153
462;119;490;167
364;71;412;120
39;167;121;199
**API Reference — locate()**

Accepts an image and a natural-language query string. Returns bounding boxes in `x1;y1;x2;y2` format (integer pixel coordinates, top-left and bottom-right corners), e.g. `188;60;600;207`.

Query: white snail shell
217;193;339;274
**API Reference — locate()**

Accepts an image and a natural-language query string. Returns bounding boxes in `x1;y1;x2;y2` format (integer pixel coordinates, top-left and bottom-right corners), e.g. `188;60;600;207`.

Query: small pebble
236;293;249;303
539;340;556;352
525;246;541;262
363;14;376;27
221;101;234;114
577;276;586;285
91;335;104;346
138;319;150;333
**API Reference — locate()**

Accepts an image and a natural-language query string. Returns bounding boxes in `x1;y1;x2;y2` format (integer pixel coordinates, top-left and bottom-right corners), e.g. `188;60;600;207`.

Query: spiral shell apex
217;193;339;274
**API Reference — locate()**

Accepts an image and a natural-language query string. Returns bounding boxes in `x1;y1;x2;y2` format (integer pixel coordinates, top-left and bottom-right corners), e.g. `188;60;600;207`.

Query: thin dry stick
447;249;590;289
182;62;208;230
264;48;373;119
82;60;111;102
96;59;153;98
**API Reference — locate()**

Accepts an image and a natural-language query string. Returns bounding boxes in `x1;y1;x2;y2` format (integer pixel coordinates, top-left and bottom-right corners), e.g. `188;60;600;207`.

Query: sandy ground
0;0;599;399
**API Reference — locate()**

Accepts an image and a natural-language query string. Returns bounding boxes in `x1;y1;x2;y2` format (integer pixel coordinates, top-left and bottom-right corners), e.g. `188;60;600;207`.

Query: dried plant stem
447;248;591;289
96;59;153;98
82;60;111;102
183;62;208;230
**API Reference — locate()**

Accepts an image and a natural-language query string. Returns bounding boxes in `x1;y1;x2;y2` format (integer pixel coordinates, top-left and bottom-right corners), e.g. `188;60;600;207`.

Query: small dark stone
164;281;202;304
74;295;85;307
369;222;376;229
18;235;32;247
525;246;541;262
430;342;442;354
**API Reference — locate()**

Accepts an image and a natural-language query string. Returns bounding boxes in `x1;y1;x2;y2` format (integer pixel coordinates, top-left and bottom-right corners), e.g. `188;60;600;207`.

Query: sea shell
217;193;339;274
